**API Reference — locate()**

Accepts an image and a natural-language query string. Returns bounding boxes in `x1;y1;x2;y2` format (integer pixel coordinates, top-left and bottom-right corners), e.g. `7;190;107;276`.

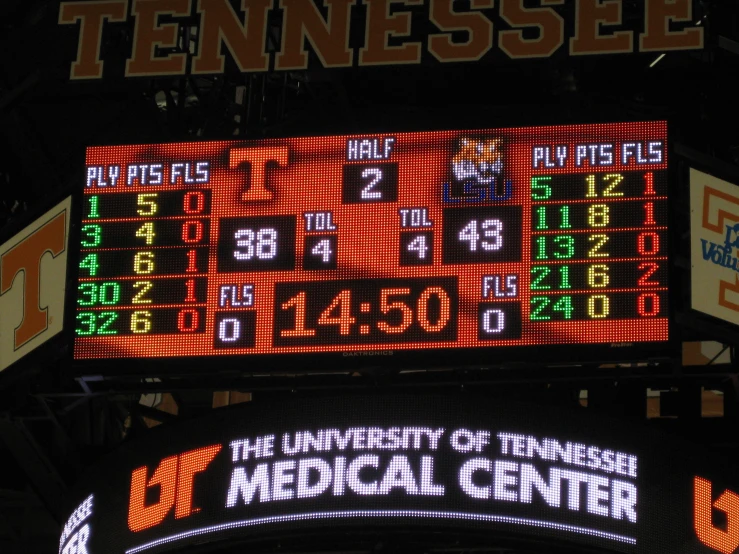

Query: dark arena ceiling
0;0;739;553
0;0;738;225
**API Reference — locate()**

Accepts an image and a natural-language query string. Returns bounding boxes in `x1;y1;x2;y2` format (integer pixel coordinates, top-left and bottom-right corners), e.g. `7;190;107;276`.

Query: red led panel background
74;122;669;360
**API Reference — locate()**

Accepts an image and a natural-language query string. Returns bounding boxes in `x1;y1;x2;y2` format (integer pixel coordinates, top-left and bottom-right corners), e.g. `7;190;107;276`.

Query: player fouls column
76;161;212;353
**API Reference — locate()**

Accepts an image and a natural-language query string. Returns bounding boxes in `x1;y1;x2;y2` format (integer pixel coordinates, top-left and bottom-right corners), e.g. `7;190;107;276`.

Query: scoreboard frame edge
65;121;679;378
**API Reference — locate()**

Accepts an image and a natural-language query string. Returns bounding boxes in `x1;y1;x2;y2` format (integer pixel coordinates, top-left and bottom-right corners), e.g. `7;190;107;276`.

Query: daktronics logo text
694;477;739;554
128;445;221;532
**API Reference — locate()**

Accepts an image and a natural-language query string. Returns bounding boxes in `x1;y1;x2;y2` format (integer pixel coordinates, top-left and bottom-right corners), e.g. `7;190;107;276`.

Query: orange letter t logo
230;147;289;201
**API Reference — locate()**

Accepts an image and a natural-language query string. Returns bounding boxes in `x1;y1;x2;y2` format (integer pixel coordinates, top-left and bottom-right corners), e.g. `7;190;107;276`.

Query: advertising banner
60;395;739;554
0;196;72;374
690;168;739;327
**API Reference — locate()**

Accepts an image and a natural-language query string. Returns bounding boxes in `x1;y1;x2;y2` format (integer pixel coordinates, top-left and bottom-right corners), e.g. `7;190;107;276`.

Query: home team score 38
74;122;669;361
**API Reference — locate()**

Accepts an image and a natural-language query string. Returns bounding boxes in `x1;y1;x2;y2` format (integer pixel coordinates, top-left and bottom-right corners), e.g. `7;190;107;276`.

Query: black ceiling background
1;0;738;228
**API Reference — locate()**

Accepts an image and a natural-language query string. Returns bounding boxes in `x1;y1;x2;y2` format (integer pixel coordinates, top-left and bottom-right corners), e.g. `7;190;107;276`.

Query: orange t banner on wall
0;196;72;374
690;168;739;328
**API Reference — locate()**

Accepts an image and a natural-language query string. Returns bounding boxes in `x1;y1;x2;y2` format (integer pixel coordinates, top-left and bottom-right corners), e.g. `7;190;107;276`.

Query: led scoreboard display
74;122;669;364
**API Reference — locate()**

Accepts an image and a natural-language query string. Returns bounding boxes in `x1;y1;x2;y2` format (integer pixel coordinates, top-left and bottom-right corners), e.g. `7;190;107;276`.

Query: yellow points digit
133;251;155;274
588;204;610;227
603;174;624;197
135;222;156;245
587;265;610;288
586;174;624;198
132;281;153;303
131;311;152;333
137;193;158;216
587;295;610;318
587;235;610;258
586;175;597;198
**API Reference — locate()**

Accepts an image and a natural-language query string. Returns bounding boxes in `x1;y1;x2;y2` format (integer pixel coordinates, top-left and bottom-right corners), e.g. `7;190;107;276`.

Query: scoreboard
73;122;669;364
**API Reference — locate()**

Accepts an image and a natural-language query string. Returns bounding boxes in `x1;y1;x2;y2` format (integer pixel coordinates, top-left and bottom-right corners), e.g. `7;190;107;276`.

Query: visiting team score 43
73;122;669;364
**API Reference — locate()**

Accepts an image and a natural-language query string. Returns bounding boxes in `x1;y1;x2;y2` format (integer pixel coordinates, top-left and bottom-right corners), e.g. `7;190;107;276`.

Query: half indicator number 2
342;163;399;204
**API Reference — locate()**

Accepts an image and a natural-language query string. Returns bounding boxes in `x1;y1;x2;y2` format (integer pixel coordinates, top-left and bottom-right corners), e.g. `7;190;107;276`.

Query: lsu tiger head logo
452;138;503;186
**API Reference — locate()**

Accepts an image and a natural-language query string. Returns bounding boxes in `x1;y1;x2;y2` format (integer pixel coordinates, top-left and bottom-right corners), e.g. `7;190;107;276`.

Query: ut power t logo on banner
128;445;221;532
690;169;739;327
0;197;71;373
695;477;739;554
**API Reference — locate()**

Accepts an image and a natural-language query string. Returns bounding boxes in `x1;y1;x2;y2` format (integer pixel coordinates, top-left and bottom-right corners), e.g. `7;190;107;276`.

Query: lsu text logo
0;197;71;373
128;445;222;532
695;476;739;554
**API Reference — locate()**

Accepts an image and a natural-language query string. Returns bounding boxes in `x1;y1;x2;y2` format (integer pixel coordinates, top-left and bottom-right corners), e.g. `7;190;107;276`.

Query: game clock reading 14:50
73;122;669;362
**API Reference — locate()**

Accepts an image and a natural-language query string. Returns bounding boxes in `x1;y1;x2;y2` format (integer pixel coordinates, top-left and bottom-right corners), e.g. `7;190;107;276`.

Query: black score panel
530;200;668;231
217;216;296;272
59;395;739;554
77;277;207;308
342;163;399;204
75;307;206;337
528;291;667;322
529;261;668;292
530;171;667;202
81;219;211;249
530;230;666;261
442;206;522;265
303;235;338;270
273;278;458;347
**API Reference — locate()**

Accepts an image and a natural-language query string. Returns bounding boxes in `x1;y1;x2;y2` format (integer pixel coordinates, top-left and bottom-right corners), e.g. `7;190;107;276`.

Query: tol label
304;212;337;231
399;208;433;228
